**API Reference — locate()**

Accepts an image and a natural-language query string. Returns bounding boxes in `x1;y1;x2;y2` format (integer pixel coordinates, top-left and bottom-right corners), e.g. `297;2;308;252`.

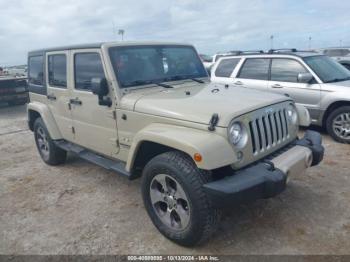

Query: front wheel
141;151;220;246
326;106;350;144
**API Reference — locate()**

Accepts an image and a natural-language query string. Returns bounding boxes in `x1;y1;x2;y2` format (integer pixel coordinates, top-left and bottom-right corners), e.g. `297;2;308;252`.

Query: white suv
211;49;350;143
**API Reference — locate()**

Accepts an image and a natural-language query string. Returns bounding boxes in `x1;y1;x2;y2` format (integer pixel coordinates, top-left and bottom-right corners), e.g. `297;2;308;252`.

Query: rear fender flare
27;102;62;139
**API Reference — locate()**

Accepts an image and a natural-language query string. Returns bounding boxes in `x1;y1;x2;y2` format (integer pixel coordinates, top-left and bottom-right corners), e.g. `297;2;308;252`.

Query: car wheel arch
129;141;190;179
323;100;350;127
27;103;63;139
125;124;236;177
28;109;41;131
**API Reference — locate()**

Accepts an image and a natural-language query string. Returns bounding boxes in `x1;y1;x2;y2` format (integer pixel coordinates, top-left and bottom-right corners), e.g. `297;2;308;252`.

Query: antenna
270;35;274;49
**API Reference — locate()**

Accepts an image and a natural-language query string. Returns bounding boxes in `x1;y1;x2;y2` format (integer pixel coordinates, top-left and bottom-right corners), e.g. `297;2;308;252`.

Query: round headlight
228;122;243;145
286;104;298;124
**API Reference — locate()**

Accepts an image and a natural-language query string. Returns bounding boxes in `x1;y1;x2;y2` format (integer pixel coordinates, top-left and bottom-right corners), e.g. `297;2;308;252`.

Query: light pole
118;29;125;41
270;35;274;50
308;36;312;50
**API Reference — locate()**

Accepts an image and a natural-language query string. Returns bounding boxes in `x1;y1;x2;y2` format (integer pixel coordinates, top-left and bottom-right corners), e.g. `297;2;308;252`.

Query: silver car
211;49;350;143
318;47;350;70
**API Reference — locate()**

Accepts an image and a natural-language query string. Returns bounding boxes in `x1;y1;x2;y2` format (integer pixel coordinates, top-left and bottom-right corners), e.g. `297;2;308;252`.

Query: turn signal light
193;153;202;162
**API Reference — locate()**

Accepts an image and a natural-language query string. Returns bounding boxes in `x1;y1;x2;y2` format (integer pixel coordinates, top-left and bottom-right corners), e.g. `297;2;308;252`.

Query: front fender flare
27;102;63;139
126;123;236;171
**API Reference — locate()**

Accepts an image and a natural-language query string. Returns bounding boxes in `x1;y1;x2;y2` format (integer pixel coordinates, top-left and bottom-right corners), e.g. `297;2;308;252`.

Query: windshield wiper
165;75;205;83
123;79;174;88
154;82;174;88
124;80;153;86
189;78;205;83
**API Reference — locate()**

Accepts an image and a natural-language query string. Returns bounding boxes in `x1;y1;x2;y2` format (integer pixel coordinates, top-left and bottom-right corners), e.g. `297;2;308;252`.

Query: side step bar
54;140;130;178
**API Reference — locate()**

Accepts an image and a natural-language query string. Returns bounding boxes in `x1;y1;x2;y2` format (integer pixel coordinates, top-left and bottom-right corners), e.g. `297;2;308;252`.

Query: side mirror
91;77;108;96
91;78;111;107
297;73;314;83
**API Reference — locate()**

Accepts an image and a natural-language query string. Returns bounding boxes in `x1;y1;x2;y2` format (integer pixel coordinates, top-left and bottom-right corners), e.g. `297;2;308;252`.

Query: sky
0;0;349;66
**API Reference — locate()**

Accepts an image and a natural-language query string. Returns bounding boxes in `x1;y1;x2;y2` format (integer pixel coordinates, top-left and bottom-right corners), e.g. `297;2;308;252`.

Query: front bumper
203;130;324;207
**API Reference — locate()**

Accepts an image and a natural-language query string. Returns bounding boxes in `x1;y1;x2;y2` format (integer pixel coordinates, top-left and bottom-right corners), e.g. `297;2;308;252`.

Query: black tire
33;117;67;165
326;106;350;144
141;151;220;246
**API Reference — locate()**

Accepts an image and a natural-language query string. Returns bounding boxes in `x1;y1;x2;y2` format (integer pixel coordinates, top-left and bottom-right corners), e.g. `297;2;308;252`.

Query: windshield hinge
208;113;219;131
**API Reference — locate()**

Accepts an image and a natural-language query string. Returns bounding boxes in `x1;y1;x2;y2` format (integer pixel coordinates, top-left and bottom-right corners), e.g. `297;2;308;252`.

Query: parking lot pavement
0;105;349;255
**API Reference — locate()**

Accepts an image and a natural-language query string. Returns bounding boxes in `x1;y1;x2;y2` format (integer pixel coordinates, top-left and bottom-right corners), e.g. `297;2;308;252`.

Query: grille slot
249;108;290;154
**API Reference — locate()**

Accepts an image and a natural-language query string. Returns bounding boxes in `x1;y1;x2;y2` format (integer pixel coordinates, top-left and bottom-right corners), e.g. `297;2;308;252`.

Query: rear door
45;51;74;141
268;58;321;119
234;58;270;90
211;58;241;84
69;49;119;157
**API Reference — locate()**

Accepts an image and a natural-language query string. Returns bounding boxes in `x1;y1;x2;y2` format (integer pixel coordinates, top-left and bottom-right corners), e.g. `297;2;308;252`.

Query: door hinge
113;110;117;120
71;126;75;134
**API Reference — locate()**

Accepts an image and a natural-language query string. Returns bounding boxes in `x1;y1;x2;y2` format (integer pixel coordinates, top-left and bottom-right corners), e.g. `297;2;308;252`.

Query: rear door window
28;56;44;85
48;54;67;88
237;58;270;80
215;58;240;77
271;59;307;82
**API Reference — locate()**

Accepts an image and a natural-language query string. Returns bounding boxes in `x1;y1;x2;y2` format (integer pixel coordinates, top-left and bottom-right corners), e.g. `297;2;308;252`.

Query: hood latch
208;113;219;131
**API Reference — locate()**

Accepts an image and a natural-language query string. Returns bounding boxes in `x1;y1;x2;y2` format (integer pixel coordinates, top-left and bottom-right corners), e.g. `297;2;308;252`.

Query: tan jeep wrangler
27;42;324;246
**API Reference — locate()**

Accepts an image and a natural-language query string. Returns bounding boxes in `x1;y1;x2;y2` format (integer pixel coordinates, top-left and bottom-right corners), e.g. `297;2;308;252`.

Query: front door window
271;59;308;83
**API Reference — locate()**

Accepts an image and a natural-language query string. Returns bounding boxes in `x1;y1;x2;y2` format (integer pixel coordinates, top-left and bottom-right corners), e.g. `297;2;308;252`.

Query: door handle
234;81;243;86
271;84;283;88
47;94;56;100
69;98;82;105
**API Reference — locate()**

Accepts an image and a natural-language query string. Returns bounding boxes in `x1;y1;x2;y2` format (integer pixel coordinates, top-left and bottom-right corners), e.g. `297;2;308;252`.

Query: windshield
304;55;350;83
109;45;208;88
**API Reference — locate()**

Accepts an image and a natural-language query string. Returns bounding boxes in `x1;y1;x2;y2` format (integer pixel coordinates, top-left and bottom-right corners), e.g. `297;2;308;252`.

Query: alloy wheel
36;126;50;157
149;174;190;231
332;112;350;140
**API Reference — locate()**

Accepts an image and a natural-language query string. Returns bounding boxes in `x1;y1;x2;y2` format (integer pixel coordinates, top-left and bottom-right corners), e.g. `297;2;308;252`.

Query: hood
324;79;350;88
120;82;290;127
322;80;350;96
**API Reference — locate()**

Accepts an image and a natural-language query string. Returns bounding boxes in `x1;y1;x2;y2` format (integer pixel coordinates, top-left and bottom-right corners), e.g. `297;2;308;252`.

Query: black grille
249;108;290;154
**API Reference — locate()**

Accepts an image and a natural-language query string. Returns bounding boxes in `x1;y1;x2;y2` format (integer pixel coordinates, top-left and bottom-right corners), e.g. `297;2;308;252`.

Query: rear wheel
141;151;220;246
33;118;67;165
326;106;350;143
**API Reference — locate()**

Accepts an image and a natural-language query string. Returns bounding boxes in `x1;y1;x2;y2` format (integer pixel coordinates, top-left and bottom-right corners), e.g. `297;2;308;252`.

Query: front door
69;49;119;157
46;51;74;141
268;58;321;120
